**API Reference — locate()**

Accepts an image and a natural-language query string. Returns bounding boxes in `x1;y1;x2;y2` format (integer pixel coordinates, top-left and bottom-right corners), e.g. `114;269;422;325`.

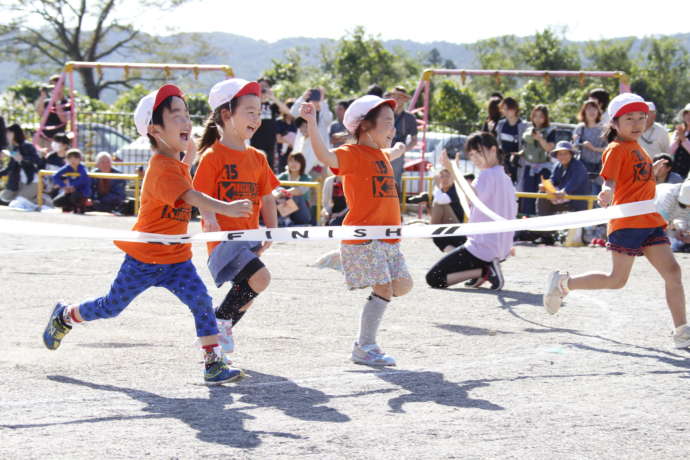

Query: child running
425;132;517;291
544;93;690;349
299;95;412;366
193;78;279;359
42;84;253;384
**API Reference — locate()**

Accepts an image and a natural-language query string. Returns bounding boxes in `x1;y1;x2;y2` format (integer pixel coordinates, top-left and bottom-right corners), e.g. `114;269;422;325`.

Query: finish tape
0;200;656;244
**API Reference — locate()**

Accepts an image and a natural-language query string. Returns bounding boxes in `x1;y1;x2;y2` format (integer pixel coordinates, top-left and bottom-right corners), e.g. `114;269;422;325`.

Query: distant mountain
1;32;688;103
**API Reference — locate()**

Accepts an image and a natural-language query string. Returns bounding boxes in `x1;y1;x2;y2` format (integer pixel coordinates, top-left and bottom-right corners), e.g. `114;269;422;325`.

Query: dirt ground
1;209;689;459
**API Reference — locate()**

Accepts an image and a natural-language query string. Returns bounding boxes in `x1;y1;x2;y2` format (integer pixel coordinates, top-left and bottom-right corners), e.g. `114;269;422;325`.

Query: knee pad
425;267;448;289
216;278;259;324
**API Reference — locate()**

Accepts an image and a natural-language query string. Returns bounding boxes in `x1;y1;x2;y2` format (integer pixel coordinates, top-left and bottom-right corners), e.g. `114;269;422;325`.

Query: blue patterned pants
79;255;218;337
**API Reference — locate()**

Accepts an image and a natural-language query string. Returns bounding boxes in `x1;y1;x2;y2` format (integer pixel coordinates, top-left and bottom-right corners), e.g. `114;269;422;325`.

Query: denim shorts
606;226;669;257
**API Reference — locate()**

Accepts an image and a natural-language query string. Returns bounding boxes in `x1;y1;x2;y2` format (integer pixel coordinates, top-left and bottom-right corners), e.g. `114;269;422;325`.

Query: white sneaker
673;325;690;349
351;342;396;366
544;270;569;315
217;319;235;354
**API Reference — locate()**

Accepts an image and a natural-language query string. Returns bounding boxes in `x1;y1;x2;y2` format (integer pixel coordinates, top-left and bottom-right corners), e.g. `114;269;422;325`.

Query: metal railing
37;169;142;214
279;180;323;225
515;192;597;210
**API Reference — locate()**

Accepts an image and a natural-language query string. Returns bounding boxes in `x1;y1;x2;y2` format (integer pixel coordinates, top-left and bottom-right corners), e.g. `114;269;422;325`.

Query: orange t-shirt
600;140;666;235
333;144;402;245
115;153;193;264
192;141;280;254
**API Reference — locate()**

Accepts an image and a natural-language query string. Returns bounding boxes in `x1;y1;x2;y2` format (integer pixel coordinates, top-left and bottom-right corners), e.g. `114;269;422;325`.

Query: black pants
426;245;488;288
54;190;85;212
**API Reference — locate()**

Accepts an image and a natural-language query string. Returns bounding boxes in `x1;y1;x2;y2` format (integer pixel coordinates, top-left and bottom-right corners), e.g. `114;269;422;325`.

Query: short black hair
366;84;384;97
653;153;673;165
294;117;307;129
336;100;351;110
7;123;26;144
66;148;82;159
147;95;186;148
53;132;71;146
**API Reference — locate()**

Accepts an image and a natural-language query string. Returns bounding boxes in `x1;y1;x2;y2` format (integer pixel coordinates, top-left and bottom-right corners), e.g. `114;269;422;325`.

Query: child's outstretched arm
598;180;615;207
383;142;406;161
181;189;252;219
299;102;339;169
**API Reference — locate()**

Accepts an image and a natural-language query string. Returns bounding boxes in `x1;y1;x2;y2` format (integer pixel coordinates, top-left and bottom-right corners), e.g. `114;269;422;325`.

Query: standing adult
588;88;610;126
639;102;670;157
34;75;71;147
572;99;607;194
329;100;350;149
670;103;690;179
250;77;292;172
480;95;503;137
388;86;418;193
291;88;333;179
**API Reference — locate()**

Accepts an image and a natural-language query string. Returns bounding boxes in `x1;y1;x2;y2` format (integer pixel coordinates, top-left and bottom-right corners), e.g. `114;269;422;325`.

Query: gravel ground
1;209;689;459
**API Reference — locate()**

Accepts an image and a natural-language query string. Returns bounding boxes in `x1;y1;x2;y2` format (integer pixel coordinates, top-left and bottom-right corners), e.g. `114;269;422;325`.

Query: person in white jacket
291;88;333;179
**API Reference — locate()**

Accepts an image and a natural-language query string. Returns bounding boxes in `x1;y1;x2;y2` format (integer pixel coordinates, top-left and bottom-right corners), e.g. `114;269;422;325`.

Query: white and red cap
607;93;649;120
133;84;185;137
343;95;397;134
208;78;261;111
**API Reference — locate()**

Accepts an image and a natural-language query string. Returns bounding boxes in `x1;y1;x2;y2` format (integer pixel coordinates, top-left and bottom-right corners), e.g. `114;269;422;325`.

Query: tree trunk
77;67;101;99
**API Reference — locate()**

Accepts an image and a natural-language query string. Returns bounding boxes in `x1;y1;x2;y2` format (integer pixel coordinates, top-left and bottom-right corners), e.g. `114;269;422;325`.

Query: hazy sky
137;0;686;43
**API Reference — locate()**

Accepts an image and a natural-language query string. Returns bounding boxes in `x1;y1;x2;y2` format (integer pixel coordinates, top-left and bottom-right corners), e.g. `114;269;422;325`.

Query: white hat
607;92;649;120
679;181;690;206
646;101;656;111
343;95;397;134
133;84;185;137
208;78;261;111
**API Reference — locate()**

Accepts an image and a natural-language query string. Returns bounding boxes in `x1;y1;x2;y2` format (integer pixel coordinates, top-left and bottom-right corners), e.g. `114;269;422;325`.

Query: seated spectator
321;174;348;226
656;181;690;252
52;149;91;213
653;154;683;184
0;123;42;204
517;104;556;215
639;102;670;157
537;141;589;216
670;103;690;178
407;168;472;252
572;99;606;194
90;151;126;213
274;152;313;226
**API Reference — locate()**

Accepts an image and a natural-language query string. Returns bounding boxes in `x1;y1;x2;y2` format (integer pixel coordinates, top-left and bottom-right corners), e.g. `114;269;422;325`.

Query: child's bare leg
392;276;413;297
568;251;635;290
643;244;687;327
446;268;483;287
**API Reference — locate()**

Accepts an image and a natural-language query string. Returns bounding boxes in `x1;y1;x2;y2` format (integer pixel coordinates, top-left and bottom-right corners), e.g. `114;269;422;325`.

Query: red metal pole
68;70;77;148
33;72;66;147
419;78;431;219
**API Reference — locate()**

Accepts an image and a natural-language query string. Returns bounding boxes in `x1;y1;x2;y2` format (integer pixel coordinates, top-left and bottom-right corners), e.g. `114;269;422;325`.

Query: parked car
115;125;205;174
77;122;133;158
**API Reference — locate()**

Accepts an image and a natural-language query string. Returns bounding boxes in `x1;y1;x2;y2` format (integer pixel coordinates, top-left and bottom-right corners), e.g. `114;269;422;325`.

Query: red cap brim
153;84;185;112
235;82;261;99
614;101;649;118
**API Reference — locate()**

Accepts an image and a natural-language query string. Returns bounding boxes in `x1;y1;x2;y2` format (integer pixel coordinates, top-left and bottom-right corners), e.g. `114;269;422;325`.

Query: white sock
675;324;687;334
357;294;389;347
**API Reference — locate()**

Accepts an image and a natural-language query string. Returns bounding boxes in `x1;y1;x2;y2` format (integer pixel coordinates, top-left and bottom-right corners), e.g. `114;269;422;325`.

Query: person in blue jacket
537;140;590;216
90;151;126;213
53;149;91;213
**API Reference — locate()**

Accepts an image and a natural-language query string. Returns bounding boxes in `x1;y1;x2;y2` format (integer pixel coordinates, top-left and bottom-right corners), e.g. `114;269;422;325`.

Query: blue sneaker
204;357;244;385
43;302;72;350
